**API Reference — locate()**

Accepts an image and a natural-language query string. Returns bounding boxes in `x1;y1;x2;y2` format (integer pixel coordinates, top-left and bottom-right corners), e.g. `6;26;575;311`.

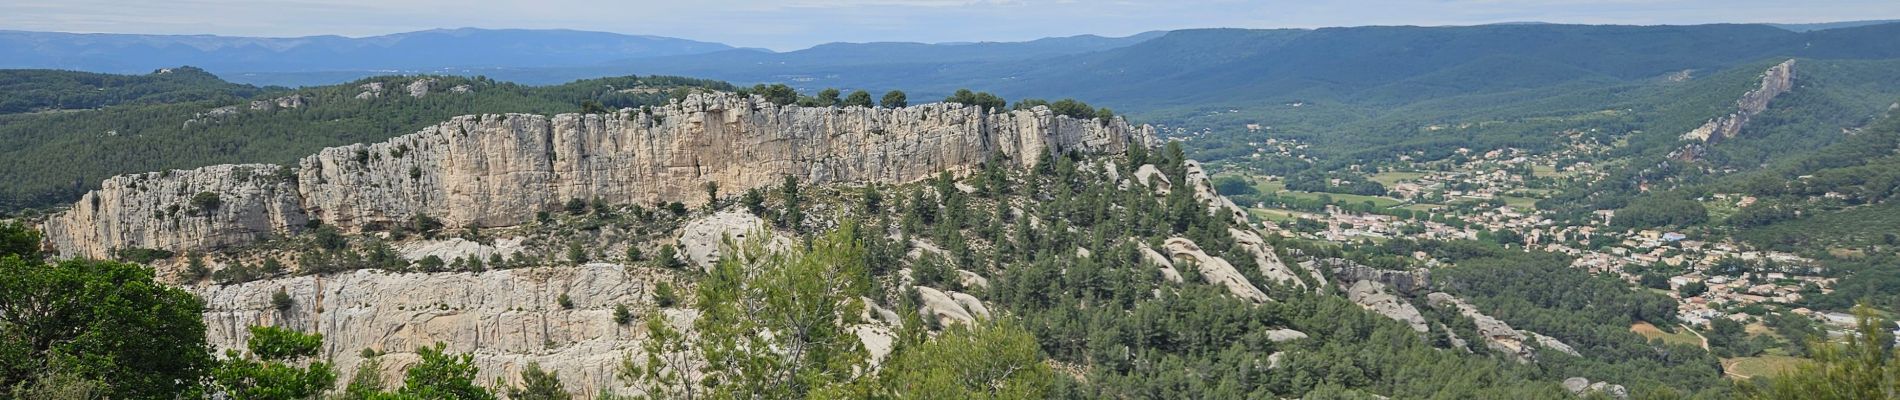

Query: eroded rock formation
1163;237;1270;303
43;164;309;259
44;92;1153;258
1426;292;1579;362
196;265;665;396
1679;59;1796;143
1344;280;1428;333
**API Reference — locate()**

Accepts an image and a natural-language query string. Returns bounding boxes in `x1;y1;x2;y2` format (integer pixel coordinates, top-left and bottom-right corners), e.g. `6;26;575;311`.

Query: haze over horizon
5;0;1899;51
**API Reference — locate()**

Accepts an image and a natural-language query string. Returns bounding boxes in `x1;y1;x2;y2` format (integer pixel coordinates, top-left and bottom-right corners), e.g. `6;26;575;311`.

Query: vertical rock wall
43;92;1153;258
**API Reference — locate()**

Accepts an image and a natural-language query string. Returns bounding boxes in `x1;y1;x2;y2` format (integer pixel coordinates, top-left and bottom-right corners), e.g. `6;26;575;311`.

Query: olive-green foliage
623;225;872;399
750;84;799;106
1743;306;1900;399
943;89;1005;111
395;343;495;400
272;287;294;310
210;326;337;399
843;90;874;108
880;90;908;108
0;252;213;398
504;362;572;400
1011;98;1102;119
341;357;387;400
1611;196;1708;228
0;221;41;259
613;304;633;326
858;321;1055;399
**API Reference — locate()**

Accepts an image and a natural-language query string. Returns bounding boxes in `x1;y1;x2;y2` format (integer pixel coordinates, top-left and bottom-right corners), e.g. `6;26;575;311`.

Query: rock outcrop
1563;377;1629;399
43;164;309;259
195;265;664;396
1679;59;1795;143
1136;243;1185;283
44;92;1152;258
1326;259;1430;296
1162;237;1269;303
1230;228;1308;288
398;237;528;263
677;211;770;270
1344;280;1428;333
1426;292;1578;362
1183;161;1252;227
915;286;987;326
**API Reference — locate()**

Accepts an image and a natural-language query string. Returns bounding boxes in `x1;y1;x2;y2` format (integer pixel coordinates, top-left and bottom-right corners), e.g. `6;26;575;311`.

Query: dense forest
0;67;271;114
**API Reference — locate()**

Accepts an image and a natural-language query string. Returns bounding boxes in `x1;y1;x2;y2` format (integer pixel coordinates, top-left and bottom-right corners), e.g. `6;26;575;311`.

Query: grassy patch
1369;171;1428;186
1241;174;1406;208
1499;195;1539;210
1248;208;1302;223
1631;322;1703;348
1723;355;1811;380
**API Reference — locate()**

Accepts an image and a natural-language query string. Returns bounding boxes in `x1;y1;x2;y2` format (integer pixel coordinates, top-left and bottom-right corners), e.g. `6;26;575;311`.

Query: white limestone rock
194;265;664;396
677;211;769;270
1345;280;1427;333
42;164;308;259
1163;237;1269;303
1230;227;1307;288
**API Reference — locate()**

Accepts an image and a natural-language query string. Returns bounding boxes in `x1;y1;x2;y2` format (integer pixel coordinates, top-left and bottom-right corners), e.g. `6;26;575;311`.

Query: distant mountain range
0;28;733;74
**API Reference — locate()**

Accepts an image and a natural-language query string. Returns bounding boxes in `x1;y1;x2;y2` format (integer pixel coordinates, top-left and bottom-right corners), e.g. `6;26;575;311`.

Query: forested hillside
0;71;732;213
0;140;1744;398
0;67;269;114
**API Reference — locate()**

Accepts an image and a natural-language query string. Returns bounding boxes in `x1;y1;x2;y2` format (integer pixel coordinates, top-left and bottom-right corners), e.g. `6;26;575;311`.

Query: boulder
914;286;979;326
1137;243;1184;283
1230;228;1308;288
1264;329;1308;342
1344;280;1427;333
677;211;769;270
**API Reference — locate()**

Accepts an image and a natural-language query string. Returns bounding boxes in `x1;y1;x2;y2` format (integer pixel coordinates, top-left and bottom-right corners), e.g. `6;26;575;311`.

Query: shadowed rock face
43;92;1153;258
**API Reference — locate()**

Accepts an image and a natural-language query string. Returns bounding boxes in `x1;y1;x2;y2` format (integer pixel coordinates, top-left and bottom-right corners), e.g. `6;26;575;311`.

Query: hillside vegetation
0;71;731;213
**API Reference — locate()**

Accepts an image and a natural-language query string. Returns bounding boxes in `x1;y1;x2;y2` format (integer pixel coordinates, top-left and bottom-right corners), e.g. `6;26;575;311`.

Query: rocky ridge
1426;292;1580;362
43;92;1153;258
1678;59;1796;143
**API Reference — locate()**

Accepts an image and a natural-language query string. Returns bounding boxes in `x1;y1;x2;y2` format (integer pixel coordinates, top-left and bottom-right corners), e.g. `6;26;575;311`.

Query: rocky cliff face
197;265;673;396
1678;59;1796;143
43;164;309;259
44;92;1152;258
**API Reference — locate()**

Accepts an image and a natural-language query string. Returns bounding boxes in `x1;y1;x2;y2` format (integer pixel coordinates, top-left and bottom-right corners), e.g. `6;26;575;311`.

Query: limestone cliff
196;265;670;396
43;164;309;259
1678;59;1796;143
44;92;1153;258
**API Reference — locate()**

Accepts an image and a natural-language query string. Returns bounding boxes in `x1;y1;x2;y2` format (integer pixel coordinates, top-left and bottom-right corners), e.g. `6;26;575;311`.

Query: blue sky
4;0;1898;51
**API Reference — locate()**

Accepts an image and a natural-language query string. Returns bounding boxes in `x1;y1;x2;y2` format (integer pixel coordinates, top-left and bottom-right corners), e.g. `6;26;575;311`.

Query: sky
4;0;1899;51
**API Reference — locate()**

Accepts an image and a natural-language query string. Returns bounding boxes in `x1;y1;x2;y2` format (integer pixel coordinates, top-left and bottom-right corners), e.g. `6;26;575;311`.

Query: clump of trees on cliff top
735;84;1115;122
